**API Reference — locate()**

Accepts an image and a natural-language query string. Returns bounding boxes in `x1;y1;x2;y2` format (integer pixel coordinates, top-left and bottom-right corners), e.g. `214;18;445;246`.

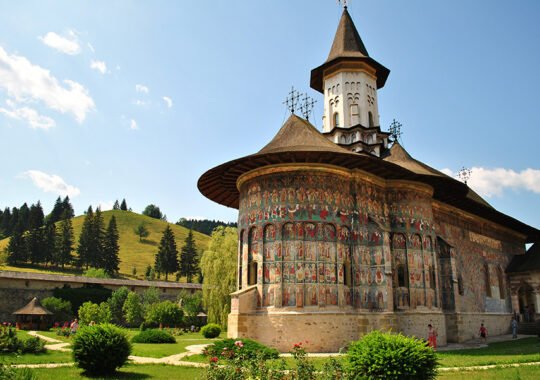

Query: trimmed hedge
72;324;131;375
205;338;279;360
347;331;438;380
131;329;176;344
201;323;221;339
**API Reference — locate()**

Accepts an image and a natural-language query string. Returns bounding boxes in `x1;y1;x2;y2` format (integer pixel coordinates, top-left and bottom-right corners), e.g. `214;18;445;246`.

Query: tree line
0;196;74;240
7;205;121;277
176;218;237;236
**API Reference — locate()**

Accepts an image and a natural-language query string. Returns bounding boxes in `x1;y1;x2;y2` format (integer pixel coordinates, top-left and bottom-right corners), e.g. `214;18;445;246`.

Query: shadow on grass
140;239;157;246
81;370;151;379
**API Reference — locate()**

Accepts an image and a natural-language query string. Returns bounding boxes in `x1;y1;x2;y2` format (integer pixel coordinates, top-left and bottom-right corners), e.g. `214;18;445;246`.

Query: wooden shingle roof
13;297;52;316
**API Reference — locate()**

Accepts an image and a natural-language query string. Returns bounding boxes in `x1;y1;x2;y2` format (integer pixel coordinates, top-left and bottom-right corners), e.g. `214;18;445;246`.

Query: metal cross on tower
299;93;317;121
283;86;301;114
389;119;402;143
337;0;349;8
458;167;472;184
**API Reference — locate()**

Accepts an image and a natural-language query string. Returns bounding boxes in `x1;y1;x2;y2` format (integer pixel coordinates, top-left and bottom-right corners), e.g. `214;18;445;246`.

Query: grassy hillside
0;210;211;280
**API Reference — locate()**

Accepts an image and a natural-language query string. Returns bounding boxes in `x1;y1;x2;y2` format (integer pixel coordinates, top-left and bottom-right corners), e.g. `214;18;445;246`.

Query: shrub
83;268;110;278
131;329;176;344
107;286;130;325
145;301;183;327
72;324;131;375
53;285;112;315
0;364;37;380
0;326;22;353
205;338;279;360
347;331;438;380
123;292;144;327
42;297;73;323
201;323;221;339
20;337;45;354
78;301;112;325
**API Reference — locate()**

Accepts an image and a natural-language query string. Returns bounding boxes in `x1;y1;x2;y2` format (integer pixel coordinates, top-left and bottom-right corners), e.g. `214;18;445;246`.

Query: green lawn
30;364;205;380
1;350;73;365
437;338;540;367
38;330;72;343
438;365;540;379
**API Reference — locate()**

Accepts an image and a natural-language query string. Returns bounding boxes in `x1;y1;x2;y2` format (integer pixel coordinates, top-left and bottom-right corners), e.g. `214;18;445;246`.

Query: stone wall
445;313;512;342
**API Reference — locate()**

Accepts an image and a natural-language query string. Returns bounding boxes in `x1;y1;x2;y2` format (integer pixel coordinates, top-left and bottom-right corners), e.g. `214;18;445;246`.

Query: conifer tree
18;203;30;231
9;207;19;236
180;229;198;282
28;201;44;230
113;200;120;210
27;226;45;264
7;224;27;264
56;213;74;269
42;221;56;266
155;226;179;281
61;196;75;219
120;199;128;211
103;216;120;276
0;208;11;238
91;208;106;268
78;206;94;268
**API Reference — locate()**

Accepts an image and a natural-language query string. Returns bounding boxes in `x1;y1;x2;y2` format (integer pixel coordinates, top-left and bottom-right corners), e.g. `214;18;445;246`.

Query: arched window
239;230;244;290
429;265;436;289
333;112;340;128
248;227;258;286
350;104;359;125
368;111;374;127
497;267;505;299
397;264;407;287
484;263;492;297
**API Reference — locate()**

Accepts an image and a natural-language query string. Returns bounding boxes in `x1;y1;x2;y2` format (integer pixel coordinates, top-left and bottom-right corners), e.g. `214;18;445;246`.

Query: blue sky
1;0;539;230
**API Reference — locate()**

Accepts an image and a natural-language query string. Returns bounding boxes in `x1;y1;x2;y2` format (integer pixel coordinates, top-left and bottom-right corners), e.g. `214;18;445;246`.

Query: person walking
70;318;79;336
427;324;438;349
511;317;518;339
479;323;488;343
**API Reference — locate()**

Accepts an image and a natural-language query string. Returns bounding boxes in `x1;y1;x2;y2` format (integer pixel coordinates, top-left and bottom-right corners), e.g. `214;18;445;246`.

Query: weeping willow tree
200;226;237;328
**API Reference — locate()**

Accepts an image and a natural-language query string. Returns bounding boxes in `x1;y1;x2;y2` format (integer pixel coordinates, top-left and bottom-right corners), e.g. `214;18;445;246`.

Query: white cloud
0;100;55;130
39;31;81;55
21;170;80;197
133;99;149;107
87;42;95;53
90;60;107;74
130;119;138;130
97;201;114;211
0;46;95;122
135;84;149;94
162;96;173;108
441;166;540;197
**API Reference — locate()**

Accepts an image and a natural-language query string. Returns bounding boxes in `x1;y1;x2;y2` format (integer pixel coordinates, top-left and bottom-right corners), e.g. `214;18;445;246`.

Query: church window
368;111;374;128
429;265;436;289
248;227;258;286
336;84;340;93
333;112;340;128
397;264;407;287
497;267;505;299
350;104;359;125
239;230;244;290
484;263;491;297
457;275;464;295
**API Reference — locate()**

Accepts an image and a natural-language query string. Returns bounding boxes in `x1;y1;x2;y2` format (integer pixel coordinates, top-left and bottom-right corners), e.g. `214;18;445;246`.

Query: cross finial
283;86;301;114
389;119;402;143
299;93;317;121
337;0;349;8
458;167;472;184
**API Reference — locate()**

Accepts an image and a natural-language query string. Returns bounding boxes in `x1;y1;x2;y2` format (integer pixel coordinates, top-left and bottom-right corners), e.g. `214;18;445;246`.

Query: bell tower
310;7;391;157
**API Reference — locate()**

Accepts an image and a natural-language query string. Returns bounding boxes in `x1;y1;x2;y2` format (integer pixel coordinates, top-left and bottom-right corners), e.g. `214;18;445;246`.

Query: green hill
0;210;211;280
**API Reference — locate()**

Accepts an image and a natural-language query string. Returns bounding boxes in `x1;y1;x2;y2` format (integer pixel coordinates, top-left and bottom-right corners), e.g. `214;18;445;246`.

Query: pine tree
78;206;94;268
120;199;128;211
113;200;120;210
28;201;44;230
42;221;56;266
18;203;30;231
47;197;64;224
180;229;198;282
0;208;11;237
27;226;45;264
61;196;75;219
92;208;106;268
7;224;27;264
56;214;74;269
155;226;179;281
103;216;120;276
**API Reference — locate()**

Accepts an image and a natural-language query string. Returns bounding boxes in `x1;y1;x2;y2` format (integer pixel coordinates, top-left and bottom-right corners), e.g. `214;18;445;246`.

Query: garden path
28;331;71;352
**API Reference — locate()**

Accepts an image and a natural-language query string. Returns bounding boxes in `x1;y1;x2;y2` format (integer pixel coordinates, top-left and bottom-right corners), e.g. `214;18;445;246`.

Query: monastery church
198;7;540;352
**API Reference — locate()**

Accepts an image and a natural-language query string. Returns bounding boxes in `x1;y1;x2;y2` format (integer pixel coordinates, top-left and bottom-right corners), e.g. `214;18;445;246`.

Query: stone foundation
445;312;512;342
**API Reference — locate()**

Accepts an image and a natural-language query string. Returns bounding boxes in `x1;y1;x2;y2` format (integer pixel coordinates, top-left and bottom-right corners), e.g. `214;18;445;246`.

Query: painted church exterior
198;8;540;352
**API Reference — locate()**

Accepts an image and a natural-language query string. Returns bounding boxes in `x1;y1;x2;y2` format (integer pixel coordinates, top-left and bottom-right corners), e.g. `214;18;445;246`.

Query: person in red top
479;323;488;343
427;324;438;349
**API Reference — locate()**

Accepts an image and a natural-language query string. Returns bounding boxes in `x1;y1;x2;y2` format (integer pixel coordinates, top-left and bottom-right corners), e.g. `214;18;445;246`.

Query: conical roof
13;297;52;316
310;8;390;92
258;114;352;155
326;7;369;61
